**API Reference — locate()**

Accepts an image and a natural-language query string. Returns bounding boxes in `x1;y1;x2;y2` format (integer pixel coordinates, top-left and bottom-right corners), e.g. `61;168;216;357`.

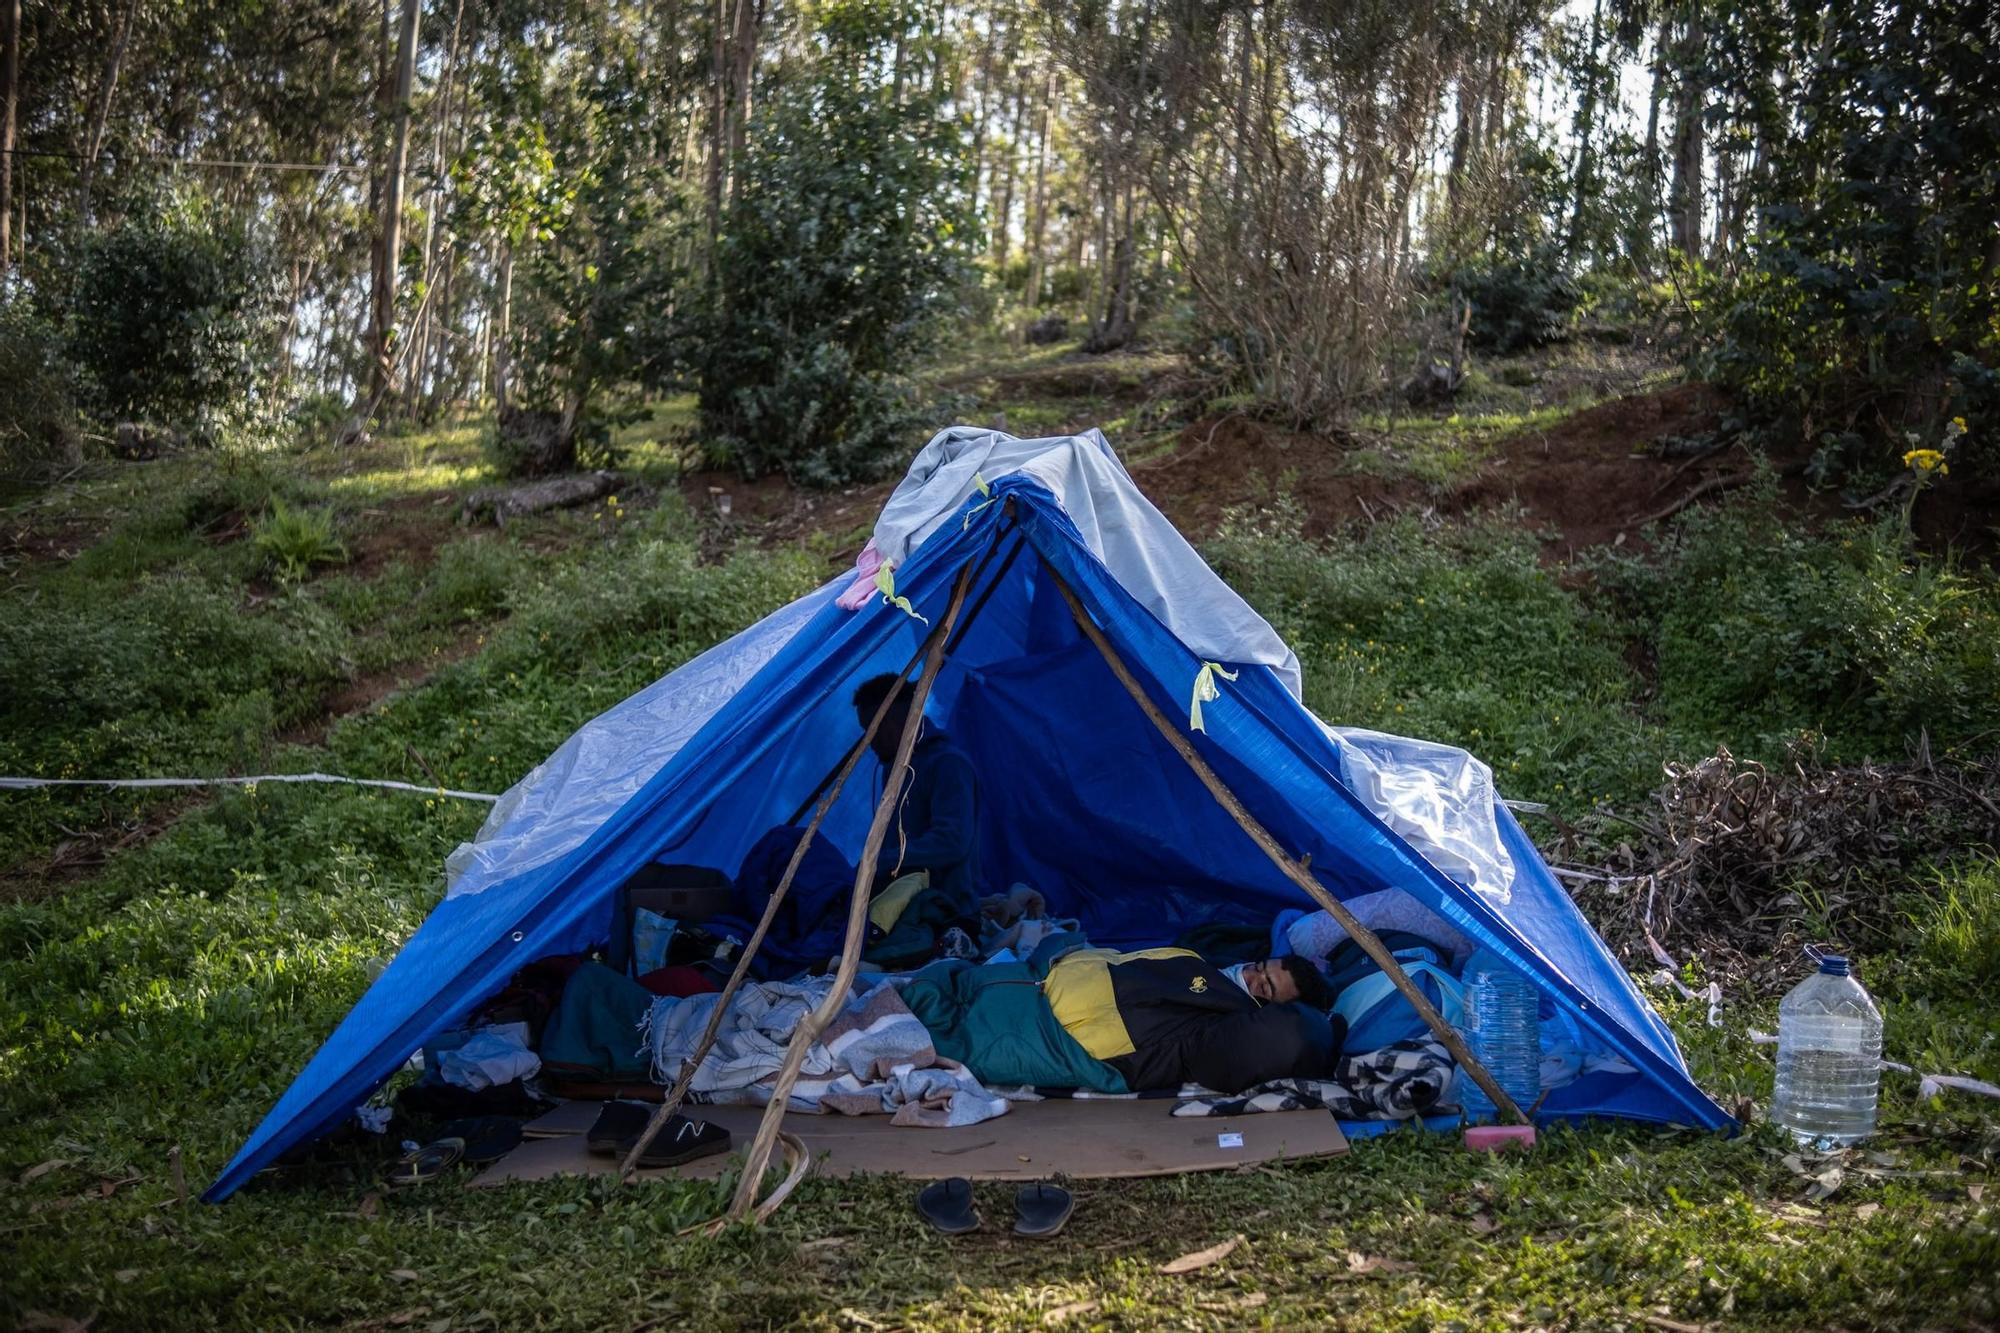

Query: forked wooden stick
1044;564;1528;1125
722;557;979;1220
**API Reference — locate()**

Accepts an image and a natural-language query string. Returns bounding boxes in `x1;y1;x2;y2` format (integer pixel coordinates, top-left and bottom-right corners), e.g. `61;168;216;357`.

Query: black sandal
617;1115;731;1168
1013;1182;1074;1238
916;1177;980;1235
585;1101;654;1155
431;1116;524;1166
385;1137;464;1189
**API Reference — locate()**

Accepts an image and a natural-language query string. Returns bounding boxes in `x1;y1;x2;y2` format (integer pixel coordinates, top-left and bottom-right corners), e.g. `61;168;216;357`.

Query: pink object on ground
1464;1124;1537;1153
835;539;884;611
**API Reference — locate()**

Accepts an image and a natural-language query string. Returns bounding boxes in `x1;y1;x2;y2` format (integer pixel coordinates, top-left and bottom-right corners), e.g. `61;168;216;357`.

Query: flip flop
385;1137;464;1189
916;1177;980;1235
586;1101;654;1155
1012;1182;1074;1238
617;1115;732;1169
431;1116;523;1166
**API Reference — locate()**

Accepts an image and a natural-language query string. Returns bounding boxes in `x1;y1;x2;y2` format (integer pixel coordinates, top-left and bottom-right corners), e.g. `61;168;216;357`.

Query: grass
3;346;1997;1328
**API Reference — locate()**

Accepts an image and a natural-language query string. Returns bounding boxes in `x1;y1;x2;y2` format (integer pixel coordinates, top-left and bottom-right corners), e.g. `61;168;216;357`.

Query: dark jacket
1044;947;1344;1093
877;731;980;915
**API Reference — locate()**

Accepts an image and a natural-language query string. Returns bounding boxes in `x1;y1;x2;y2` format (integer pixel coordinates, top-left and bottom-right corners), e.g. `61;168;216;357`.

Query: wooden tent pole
1044;566;1528;1125
723;556;979;1220
616;658;917;1179
621;533;1009;1180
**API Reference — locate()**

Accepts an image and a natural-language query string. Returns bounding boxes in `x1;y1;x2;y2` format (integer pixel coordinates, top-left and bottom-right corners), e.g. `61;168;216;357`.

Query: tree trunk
368;0;423;408
1669;4;1706;259
724;0;763;199
1025;69;1055;308
1445;72;1480;227
494;239;514;414
0;0;19;276
1231;0;1253;198
993;79;1025;273
705;0;727;238
1633;20;1667;272
1564;0;1605;260
77;1;138;221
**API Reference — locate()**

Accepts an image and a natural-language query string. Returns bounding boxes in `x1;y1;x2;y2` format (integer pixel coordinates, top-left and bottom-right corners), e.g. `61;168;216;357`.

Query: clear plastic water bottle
1771;955;1882;1148
1457;948;1541;1120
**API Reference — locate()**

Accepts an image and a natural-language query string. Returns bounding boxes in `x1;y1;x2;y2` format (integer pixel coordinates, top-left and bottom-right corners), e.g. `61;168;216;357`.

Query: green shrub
424;536;526;624
682;0;977;485
1440;243;1581;354
0;297;82;481
1903;858;2000;993
65;199;272;431
1595;478;2000;755
252;499;348;583
1208;500;1657;807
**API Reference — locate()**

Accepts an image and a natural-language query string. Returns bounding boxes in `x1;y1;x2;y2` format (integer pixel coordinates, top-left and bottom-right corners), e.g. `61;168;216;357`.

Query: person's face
861;699;911;761
1244;959;1300;1005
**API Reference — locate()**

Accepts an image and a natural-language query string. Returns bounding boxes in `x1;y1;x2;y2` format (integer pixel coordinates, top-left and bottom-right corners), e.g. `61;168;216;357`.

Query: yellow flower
1903;448;1949;475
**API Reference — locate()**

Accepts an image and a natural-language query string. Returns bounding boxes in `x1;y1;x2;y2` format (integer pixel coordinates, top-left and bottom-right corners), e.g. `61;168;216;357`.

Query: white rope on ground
0;773;500;802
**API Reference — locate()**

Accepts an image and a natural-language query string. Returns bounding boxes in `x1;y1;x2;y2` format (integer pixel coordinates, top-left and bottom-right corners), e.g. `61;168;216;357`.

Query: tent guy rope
0;773;499;802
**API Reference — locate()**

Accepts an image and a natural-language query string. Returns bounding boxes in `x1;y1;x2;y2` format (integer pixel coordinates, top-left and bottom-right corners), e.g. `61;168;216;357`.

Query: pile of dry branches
1559;741;2000;993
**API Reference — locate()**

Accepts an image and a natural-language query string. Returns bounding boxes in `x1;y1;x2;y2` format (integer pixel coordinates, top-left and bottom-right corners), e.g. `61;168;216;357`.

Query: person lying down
901;937;1345;1095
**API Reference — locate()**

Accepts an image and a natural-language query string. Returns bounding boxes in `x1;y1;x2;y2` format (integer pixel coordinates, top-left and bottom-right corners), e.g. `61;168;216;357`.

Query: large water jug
1456;948;1541;1120
1771;955;1882;1148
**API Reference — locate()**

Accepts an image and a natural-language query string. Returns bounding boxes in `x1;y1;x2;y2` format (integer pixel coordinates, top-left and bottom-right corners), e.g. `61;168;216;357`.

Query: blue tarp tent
206;429;1727;1201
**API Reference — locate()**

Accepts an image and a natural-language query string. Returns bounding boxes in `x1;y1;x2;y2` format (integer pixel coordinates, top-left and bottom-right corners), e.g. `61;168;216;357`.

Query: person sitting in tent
851;672;981;916
723;674;985;974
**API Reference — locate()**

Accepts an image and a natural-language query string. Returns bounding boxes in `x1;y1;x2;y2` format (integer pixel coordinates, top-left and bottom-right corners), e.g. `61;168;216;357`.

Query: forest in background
0;0;1993;492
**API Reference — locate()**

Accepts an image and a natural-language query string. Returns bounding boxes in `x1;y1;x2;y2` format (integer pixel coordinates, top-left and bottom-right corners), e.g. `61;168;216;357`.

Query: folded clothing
438;1022;539;1091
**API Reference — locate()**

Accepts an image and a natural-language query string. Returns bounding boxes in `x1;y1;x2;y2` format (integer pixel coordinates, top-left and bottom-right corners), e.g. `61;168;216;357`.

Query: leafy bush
1441;244;1581;354
424;536;526;624
1593;478;2000;754
459;27;686;477
252;499;349;583
1692;1;1998;482
681;0;977;484
65;200;271;431
1207;500;1658;807
0;297;82;480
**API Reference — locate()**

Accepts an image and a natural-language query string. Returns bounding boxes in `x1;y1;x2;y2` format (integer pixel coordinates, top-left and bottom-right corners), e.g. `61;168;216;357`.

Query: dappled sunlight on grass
326;458;493;501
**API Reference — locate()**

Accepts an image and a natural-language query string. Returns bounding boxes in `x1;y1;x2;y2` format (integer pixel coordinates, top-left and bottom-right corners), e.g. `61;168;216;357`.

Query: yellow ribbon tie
1189;661;1238;733
874;561;929;624
962;471;999;530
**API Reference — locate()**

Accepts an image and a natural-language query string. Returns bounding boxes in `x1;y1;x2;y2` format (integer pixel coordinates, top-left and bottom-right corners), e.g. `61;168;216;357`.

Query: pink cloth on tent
835;540;884;611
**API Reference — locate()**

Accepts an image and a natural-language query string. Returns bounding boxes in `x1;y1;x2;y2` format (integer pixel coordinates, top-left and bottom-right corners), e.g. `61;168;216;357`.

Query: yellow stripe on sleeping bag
1044;947;1201;1060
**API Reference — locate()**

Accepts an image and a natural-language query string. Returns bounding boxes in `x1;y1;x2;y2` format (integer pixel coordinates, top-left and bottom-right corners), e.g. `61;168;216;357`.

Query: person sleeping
1045;946;1339;1092
903;941;1344;1095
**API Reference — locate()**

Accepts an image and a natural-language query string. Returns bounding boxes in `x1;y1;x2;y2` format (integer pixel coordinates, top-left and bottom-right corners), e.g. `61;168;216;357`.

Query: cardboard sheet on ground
475;1099;1347;1187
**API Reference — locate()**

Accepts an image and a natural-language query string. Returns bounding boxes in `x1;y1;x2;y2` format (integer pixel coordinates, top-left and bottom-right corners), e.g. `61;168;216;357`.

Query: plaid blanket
656;980;1008;1127
1171;1039;1454;1120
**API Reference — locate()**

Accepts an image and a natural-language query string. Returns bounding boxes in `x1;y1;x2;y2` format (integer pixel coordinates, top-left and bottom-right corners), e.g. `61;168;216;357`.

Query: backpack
1324;932;1466;1053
